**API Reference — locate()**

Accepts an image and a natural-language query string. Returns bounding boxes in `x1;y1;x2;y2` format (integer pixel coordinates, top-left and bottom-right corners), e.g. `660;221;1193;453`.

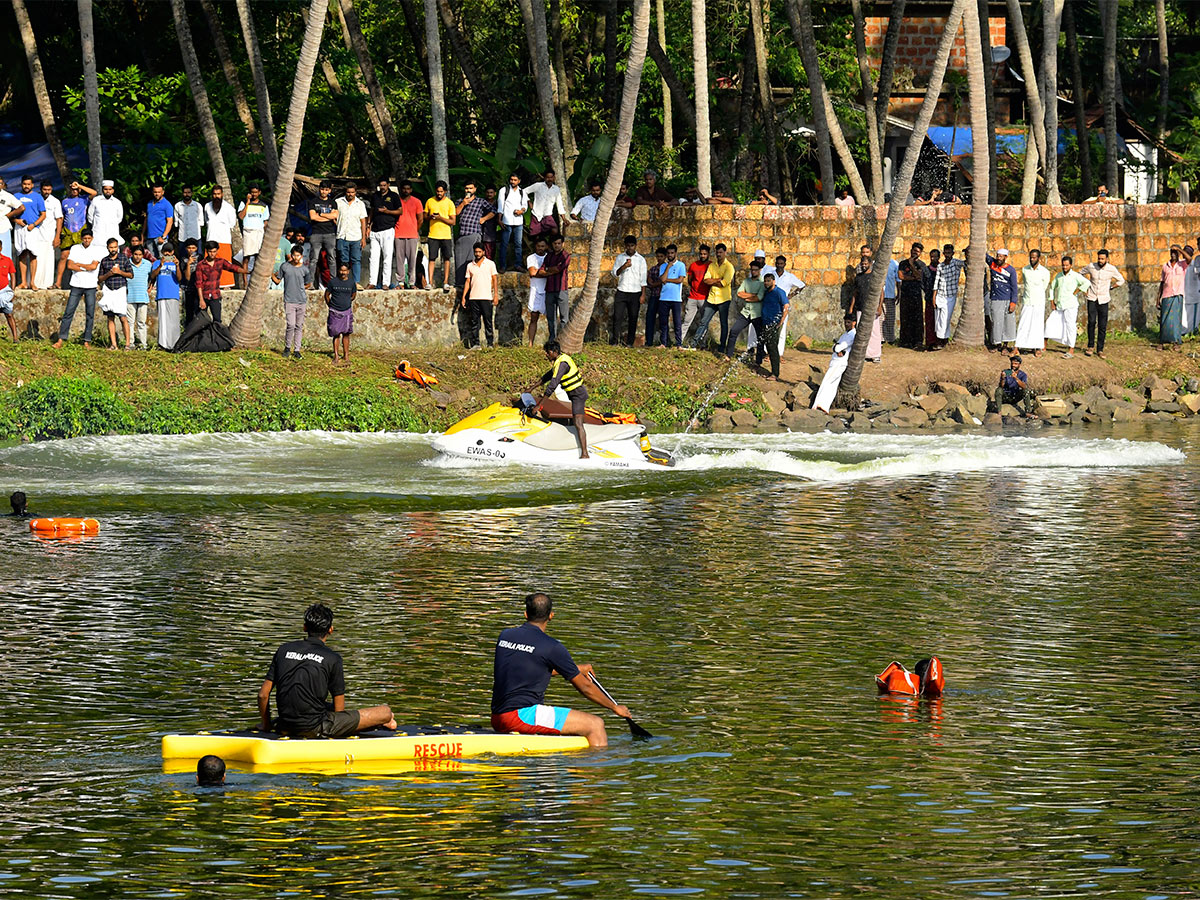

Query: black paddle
590;673;653;740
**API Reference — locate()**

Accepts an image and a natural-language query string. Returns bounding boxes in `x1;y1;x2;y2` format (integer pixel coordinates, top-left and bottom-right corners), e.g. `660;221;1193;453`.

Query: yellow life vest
556;353;583;392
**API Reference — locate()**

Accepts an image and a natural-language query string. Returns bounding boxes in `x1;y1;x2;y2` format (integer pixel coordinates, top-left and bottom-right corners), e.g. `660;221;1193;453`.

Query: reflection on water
1;426;1198;896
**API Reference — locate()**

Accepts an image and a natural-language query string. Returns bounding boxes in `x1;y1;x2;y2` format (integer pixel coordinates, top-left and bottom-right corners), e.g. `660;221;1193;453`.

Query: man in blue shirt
657;243;688;348
56;183;90;288
491;592;631;749
12;175;46;290
986;248;1018;353
757;273;789;380
994;354;1034;415
883;257;899;343
143;183;174;261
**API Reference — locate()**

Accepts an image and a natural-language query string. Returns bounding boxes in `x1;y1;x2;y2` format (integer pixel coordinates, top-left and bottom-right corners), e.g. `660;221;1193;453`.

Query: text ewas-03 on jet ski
432;392;676;469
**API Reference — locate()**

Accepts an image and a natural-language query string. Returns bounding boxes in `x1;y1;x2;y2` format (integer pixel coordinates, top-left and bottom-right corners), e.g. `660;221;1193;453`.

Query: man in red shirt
392;180;425;289
186;240;246;324
684;245;713;345
0;251;16;342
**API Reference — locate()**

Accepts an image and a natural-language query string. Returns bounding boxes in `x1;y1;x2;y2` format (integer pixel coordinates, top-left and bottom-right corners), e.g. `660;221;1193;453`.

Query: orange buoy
875;656;943;699
29;518;101;538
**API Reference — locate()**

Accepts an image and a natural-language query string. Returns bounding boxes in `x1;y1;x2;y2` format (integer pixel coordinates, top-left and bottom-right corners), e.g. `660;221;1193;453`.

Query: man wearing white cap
80;180;125;248
985;248;1018;352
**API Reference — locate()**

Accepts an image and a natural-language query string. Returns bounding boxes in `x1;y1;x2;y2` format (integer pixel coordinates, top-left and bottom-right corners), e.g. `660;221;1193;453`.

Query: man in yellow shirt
423;180;456;292
690;242;735;351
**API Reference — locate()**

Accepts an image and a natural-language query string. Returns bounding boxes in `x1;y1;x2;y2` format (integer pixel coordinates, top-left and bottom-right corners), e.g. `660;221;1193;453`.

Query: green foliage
6;377;135;440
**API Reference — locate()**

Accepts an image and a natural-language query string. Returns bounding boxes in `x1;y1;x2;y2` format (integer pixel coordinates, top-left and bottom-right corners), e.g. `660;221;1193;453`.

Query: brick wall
563;203;1200;341
864;16;1007;76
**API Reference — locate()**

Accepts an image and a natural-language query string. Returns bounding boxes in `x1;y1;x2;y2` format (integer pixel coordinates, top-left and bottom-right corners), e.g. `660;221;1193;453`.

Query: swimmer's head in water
304;602;334;637
197;754;225;786
10;491;26;514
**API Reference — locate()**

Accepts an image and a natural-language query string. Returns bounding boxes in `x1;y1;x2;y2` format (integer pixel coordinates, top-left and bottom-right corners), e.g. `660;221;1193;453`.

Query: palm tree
13;0;72;184
78;0;104;183
977;0;998;199
1154;0;1168;197
424;0;449;183
656;0;672;175
955;0;990;346
198;0;264;158
518;0;569;193
748;0;781;197
548;0;579;167
692;0;712;197
1063;0;1092;199
560;0;651;353
1042;0;1064;204
1005;0;1047;195
338;0;406;177
171;0;233;195
850;0;884;202
835;0;968;407
1102;0;1119;188
235;0;280;183
230;0;331;348
786;0;869;203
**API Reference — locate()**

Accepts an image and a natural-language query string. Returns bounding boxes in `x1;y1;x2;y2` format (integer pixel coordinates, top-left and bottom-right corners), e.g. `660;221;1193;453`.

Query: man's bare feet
51;339;63;349
580;453;590;459
384;717;397;730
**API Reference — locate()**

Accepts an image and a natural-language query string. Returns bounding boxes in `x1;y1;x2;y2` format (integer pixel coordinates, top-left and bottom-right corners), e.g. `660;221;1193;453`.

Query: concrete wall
14;203;1199;347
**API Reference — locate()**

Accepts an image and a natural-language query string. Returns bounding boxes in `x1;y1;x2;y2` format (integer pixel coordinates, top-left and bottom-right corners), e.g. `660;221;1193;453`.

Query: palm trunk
561;0;651;354
548;0;579;167
1154;0;1168;198
334;2;388;158
603;0;620;116
1021;123;1039;204
14;0;71;185
518;0;569;192
693;0;712;197
1005;0;1048;175
748;0;781;197
648;35;697;132
78;0;104;183
956;0;990;346
305;4;377;181
835;0;967;407
850;0;884;203
399;0;431;88
438;0;495;121
198;0;264;157
172;0;232;192
873;0;906;175
235;0;280;183
424;0;449;182
1063;0;1092;199
978;0;998;199
1042;0;1064;204
656;0;672;176
946;92;960;189
230;0;330;347
1102;0;1119;189
338;0;406;177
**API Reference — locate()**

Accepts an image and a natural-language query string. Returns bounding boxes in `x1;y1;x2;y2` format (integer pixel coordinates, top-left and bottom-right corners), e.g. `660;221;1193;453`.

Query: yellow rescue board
162;730;590;765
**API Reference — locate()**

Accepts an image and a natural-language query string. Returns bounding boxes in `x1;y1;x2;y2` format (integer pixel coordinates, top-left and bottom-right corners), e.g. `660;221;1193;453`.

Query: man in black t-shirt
307;180;338;289
368;179;402;290
490;592;631;748
258;603;396;738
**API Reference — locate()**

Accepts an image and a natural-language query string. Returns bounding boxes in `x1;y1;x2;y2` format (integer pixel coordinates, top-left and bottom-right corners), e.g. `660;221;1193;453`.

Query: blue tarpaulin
925;126;1069;157
0;143;89;190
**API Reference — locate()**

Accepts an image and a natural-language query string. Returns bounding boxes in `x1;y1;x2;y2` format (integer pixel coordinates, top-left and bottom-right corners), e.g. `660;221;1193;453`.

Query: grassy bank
0;342;764;441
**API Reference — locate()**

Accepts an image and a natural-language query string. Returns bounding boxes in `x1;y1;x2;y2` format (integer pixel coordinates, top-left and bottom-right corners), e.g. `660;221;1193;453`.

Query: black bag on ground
172;309;234;353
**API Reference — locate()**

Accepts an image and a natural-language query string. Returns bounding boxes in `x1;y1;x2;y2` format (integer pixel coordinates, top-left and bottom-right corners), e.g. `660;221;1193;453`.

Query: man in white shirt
174;186;205;245
1079;248;1126;357
571;182;603;222
335;182;369;285
1183;241;1200;336
52;229;106;348
524;169;569;239
610;234;648;347
496;173;527;272
36;180;63;290
761;254;806;298
203;185;239;287
82;180;124;248
526;236;549;347
237;184;271;279
0;177;23;263
461;242;499;348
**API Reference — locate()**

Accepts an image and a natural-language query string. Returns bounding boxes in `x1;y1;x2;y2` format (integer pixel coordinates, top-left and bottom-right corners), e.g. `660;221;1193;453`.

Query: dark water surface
2;426;1197;898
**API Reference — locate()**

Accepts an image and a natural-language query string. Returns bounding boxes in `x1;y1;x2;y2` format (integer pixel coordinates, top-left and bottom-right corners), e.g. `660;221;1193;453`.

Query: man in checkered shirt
932;243;966;347
454;179;497;290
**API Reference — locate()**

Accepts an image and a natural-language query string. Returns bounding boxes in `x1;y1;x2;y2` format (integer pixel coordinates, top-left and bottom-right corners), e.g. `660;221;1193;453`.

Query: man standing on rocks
1080;249;1125;359
985;248;1018;353
1015;249;1050;357
994;354;1034;416
897;242;927;349
813;316;856;413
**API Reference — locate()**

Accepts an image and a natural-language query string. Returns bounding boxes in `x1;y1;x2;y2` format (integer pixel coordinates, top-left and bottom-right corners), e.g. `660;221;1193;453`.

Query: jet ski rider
534;340;589;459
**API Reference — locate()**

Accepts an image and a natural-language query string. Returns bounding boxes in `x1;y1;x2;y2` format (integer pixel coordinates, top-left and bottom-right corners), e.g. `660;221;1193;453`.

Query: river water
2;425;1197;898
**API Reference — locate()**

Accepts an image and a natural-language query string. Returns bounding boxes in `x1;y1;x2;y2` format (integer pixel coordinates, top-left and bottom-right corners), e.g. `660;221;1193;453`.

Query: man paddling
491;592;631;748
258;603;396;738
533;340;589;459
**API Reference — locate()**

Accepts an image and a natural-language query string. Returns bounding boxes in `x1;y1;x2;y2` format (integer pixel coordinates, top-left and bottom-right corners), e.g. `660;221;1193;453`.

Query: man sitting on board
491;592;631;749
258;603;396;738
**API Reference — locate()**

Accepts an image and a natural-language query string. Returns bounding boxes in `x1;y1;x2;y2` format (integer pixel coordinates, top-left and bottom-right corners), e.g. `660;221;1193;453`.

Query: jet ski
431;393;676;470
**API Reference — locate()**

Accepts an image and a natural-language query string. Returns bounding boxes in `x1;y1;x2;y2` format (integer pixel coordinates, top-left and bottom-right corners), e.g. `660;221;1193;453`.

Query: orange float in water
29;518;101;538
875;657;944;699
